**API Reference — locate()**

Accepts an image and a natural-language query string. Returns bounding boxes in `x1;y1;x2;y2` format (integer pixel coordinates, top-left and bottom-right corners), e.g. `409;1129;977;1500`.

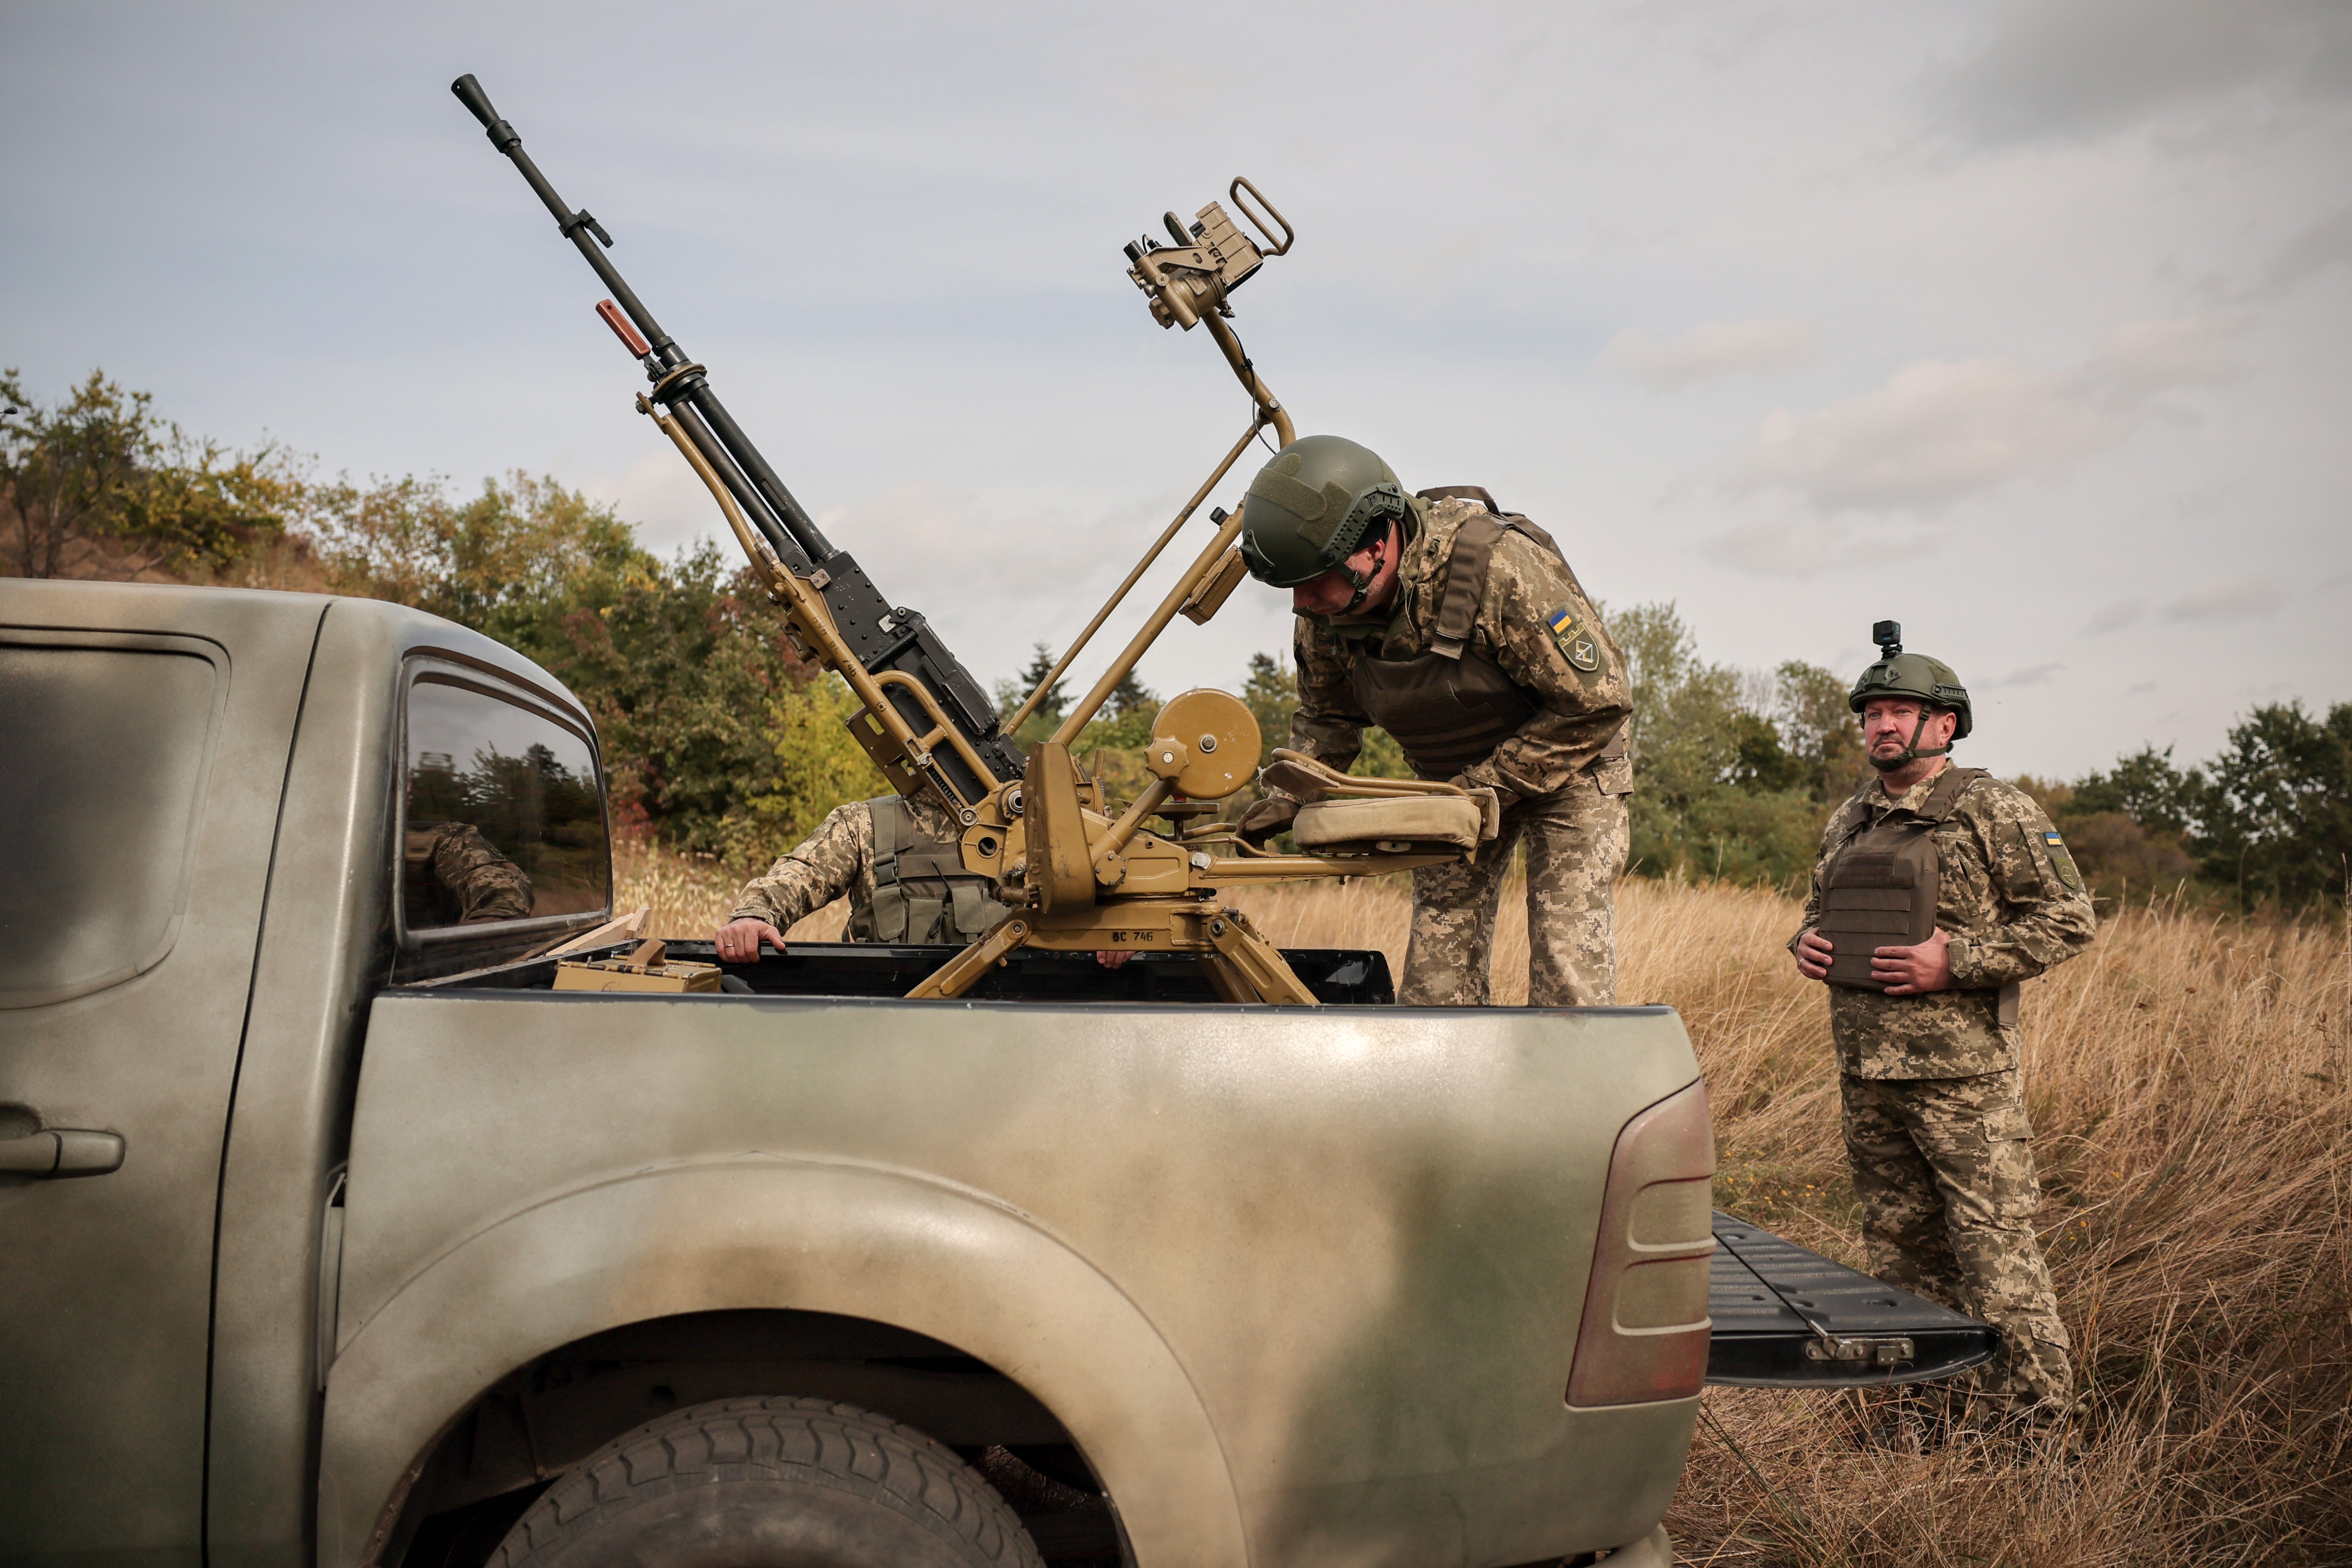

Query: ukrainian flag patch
1546;606;1601;672
2039;828;2083;891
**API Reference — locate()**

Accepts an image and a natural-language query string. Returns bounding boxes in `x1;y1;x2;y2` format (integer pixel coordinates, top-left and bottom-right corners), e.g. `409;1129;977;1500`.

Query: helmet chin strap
1337;522;1389;615
1869;709;1954;772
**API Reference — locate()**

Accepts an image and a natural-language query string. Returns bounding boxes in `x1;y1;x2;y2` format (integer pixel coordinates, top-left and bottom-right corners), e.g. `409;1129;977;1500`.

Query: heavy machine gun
453;74;1493;1003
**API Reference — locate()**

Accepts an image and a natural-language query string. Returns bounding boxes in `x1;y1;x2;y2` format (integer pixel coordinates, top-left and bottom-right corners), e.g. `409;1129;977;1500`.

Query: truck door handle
0;1129;126;1178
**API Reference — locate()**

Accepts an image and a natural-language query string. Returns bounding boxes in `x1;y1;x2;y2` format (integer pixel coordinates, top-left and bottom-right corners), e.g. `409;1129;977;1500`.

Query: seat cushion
1292;794;1485;852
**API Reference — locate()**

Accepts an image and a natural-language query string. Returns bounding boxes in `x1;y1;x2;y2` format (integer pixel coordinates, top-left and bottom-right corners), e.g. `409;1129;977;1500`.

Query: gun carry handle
1229;177;1293;256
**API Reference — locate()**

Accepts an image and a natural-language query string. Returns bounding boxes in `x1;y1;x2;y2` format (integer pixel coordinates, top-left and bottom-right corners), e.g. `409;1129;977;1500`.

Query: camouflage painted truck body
2;580;1716;1568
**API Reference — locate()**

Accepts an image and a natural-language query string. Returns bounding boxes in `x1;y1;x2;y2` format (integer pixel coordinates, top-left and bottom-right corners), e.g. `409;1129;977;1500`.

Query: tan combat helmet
1238;435;1410;595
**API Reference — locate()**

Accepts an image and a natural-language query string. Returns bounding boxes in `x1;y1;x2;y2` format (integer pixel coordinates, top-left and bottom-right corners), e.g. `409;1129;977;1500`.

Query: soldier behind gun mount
713;796;1135;969
1790;624;2096;1429
1234;435;1634;1006
714;795;1014;960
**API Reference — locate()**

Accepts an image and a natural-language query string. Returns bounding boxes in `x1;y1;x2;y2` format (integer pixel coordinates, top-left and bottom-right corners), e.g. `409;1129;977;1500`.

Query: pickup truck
0;577;1992;1568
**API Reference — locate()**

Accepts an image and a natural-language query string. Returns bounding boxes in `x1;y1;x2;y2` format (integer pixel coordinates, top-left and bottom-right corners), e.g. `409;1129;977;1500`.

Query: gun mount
453;76;1491;1003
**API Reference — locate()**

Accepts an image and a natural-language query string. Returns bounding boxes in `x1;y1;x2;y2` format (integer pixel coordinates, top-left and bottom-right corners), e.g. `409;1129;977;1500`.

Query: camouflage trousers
1399;773;1629;1007
1840;1070;2074;1412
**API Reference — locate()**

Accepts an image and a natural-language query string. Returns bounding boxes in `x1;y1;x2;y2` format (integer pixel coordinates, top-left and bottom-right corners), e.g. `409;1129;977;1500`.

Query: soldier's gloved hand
1447;776;1513;841
1238;797;1300;847
715;917;787;963
1793;928;1835;981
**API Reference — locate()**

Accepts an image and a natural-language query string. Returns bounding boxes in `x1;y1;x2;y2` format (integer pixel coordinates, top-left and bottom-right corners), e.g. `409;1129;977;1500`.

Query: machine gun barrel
450;74;1022;814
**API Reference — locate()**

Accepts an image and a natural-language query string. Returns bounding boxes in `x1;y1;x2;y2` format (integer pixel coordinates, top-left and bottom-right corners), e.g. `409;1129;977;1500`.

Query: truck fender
319;1157;1247;1567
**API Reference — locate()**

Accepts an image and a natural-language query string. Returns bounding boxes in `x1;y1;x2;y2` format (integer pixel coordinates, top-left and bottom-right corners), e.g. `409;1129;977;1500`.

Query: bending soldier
1235;435;1633;1005
715;793;1014;960
1791;626;2096;1427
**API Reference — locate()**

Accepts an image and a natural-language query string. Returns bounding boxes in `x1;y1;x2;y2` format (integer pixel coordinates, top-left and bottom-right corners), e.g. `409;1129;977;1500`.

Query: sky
4;0;2347;779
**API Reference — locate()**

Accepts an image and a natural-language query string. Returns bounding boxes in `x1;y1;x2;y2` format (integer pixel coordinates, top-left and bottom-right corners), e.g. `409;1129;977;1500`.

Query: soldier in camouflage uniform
1233;435;1633;1006
403;821;534;925
715;793;1014;959
1790;628;2096;1423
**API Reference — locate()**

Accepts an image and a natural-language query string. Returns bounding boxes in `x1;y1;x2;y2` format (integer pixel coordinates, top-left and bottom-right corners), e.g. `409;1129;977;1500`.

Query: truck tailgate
1705;1212;1998;1388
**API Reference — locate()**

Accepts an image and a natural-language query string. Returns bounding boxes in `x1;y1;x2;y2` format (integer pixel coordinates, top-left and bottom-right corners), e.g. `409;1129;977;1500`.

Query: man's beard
1867;737;1915;773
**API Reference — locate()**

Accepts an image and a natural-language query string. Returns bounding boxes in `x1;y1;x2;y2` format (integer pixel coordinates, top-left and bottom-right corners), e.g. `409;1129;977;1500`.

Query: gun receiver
450;73;1021;821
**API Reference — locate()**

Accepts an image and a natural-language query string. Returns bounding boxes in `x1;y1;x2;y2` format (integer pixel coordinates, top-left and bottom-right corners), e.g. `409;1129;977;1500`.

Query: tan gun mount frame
646;177;1483;1004
641;395;1000;822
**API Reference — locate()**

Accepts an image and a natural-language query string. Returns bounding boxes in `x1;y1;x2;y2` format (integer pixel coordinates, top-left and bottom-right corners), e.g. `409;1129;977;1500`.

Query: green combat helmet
1850;620;1973;767
1238;434;1410;591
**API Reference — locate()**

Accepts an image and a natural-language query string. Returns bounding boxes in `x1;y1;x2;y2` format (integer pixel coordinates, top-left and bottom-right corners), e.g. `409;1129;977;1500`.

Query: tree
1241;650;1297;758
726;674;882;866
1770;660;1866;803
308;469;650;651
1609;602;1824;887
2196;701;2352;911
997;643;1070;744
2071;745;2203;839
1;370;158;578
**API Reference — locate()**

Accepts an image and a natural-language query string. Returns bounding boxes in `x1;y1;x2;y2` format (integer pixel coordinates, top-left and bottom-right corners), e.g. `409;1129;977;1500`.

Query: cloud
1923;0;2352;146
2086;599;2145;634
2158;575;2284;622
1710;514;1942;580
1726;315;2244;514
1988;661;2066;688
2264;206;2352;295
1597;318;1814;388
2082;314;2246;396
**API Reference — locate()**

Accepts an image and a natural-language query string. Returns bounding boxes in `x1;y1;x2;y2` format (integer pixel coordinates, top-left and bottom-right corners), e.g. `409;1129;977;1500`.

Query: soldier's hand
1794;928;1835;981
1095;950;1134;969
1238;797;1300;847
1872;928;1954;995
715;917;787;963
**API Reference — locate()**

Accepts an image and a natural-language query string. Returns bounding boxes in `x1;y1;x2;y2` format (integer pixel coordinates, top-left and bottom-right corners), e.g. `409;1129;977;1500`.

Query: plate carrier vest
1345;488;1627;781
848;795;1014;946
1815;766;1989;992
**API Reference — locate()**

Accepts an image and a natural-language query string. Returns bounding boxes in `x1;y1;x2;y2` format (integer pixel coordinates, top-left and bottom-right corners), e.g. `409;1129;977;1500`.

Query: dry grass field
618;843;2352;1565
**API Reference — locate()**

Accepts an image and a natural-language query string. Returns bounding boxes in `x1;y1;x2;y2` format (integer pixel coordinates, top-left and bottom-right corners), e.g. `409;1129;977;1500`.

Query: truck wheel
488;1395;1046;1568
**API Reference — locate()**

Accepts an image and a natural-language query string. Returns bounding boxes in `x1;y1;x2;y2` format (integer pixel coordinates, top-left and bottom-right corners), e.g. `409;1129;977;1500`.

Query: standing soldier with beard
1792;623;2096;1434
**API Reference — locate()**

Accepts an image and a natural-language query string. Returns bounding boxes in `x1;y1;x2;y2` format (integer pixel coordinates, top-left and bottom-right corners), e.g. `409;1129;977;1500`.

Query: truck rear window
0;640;217;1007
402;675;610;931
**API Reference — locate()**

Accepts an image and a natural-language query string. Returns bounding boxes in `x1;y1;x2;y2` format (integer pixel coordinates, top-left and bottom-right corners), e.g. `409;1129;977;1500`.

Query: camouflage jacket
1289;497;1633;805
729;793;961;934
1796;766;2098;1079
405;822;534;924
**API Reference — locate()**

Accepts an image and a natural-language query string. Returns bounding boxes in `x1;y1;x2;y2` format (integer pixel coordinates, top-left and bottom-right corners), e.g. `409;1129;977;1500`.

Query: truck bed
421;937;1397;1004
413;939;1999;1395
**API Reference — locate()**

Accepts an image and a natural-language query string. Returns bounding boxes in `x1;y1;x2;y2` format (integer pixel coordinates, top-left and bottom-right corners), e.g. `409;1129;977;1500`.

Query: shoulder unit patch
1545;605;1601;672
2038;827;2084;891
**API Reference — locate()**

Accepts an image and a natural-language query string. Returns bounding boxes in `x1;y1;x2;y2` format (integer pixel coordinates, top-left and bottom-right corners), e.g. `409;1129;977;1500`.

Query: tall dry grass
1240;873;2352;1565
620;841;2352;1562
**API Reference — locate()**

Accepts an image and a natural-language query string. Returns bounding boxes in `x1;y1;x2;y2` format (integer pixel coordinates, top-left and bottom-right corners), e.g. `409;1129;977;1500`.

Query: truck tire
488;1395;1047;1568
